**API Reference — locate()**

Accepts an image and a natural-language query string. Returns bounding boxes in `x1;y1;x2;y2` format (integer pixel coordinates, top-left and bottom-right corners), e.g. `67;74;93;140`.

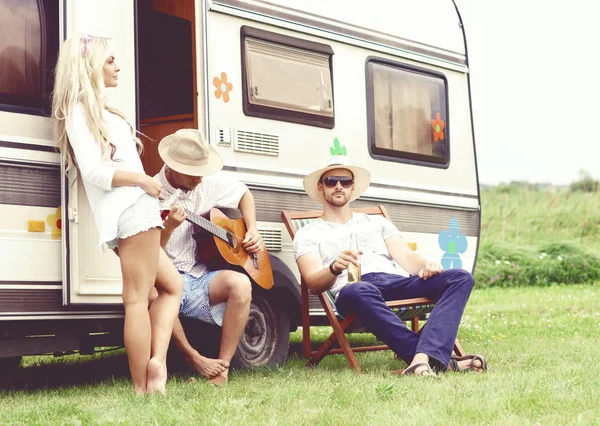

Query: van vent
0;164;60;207
235;130;279;156
258;227;282;252
216;126;232;146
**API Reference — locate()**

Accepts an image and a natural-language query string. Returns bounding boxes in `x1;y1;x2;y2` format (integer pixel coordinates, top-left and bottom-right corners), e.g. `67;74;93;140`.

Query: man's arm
385;235;442;280
238;190;265;253
296;249;359;294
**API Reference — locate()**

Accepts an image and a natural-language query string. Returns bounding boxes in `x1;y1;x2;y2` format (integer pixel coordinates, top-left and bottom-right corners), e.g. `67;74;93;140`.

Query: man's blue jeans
335;269;474;369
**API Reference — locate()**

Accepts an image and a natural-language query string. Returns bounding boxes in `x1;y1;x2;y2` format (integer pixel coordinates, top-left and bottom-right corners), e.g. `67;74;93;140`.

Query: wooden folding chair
282;205;465;373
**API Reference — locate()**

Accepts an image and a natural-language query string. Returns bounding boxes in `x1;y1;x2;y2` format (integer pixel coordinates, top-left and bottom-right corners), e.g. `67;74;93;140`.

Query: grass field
480;186;600;252
475;187;600;288
1;285;599;425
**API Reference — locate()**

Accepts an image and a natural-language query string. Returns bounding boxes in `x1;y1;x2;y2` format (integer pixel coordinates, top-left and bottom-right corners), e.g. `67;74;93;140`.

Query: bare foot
133;385;146;397
146;357;168;396
208;368;229;387
186;353;229;379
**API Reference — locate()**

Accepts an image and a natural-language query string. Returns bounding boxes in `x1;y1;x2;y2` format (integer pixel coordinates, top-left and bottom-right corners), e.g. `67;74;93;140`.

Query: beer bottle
347;232;361;283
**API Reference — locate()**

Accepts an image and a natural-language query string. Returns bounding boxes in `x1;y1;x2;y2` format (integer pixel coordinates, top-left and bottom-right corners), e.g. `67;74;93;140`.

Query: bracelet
329;261;342;276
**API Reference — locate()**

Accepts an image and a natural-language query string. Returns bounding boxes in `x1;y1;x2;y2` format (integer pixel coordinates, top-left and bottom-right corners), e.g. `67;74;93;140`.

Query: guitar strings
187;210;247;248
225;229;244;246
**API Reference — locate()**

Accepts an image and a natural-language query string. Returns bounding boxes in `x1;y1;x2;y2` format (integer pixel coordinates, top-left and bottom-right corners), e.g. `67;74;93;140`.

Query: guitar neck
185;209;234;245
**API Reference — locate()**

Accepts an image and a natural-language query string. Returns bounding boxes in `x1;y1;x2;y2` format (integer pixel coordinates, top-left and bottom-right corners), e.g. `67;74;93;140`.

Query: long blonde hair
52;35;142;172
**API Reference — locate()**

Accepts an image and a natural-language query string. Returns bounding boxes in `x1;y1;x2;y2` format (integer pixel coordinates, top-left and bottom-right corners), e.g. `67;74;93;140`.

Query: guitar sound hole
225;229;239;252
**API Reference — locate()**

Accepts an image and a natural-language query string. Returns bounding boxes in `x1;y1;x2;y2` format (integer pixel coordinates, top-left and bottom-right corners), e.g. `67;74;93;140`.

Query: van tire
231;292;289;369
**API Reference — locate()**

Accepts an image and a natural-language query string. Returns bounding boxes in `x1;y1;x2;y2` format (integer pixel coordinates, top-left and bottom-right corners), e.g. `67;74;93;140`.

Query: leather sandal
400;363;437;377
448;354;487;373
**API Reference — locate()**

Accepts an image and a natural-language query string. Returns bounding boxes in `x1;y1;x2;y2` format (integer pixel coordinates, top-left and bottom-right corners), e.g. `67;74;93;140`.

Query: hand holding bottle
329;249;361;276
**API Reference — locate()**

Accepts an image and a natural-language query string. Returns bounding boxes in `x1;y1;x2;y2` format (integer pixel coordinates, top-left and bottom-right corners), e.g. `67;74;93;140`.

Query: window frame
365;56;450;169
240;25;335;129
0;0;60;117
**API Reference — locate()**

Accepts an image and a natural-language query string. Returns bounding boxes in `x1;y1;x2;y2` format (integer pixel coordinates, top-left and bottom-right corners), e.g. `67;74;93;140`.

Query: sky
454;0;600;185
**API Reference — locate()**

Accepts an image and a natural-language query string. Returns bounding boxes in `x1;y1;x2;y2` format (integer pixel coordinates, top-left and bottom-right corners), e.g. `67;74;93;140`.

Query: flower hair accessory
81;35;92;56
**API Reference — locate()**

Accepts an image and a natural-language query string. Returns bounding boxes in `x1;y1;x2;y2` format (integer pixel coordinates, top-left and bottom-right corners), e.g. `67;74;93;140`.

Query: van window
0;0;59;116
366;59;449;167
241;26;334;129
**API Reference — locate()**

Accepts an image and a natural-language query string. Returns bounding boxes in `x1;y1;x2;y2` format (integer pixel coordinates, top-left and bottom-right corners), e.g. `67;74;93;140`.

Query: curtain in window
246;38;333;116
373;64;432;155
0;0;43;98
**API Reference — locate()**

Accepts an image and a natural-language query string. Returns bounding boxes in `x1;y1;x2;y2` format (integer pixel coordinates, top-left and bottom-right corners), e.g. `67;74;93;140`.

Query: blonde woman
52;35;182;395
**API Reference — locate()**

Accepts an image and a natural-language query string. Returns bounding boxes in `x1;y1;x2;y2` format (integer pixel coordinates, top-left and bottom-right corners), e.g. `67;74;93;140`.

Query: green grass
2;285;599;425
476;187;600;287
480;186;600;253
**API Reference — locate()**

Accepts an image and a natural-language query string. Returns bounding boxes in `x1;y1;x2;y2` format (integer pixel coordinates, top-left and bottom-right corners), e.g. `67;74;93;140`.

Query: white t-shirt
66;105;146;248
293;213;406;296
156;166;248;278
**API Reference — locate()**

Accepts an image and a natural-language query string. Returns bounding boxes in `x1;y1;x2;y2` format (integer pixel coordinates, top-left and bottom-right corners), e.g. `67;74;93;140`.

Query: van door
62;0;137;304
63;174;123;304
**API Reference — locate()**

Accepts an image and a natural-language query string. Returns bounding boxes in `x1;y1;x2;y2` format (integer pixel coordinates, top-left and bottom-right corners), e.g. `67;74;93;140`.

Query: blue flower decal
438;218;467;269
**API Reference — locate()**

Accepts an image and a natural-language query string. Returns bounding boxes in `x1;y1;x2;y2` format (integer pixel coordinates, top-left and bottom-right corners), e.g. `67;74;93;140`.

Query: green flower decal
330;138;347;156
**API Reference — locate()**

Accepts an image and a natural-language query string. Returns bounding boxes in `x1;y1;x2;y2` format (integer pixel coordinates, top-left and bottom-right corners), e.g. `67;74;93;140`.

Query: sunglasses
320;176;354;188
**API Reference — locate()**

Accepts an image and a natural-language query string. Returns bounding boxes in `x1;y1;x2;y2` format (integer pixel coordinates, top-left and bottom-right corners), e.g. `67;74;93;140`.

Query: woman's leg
117;228;161;395
148;248;183;394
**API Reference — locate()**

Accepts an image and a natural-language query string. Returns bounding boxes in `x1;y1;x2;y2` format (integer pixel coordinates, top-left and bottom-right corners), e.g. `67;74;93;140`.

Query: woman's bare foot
146;357;168;395
133;385;146;396
208;367;229;387
186;353;229;379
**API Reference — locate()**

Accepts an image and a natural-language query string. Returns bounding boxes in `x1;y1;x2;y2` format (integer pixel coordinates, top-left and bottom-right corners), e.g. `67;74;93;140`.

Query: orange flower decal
213;72;233;103
431;113;445;142
46;206;62;240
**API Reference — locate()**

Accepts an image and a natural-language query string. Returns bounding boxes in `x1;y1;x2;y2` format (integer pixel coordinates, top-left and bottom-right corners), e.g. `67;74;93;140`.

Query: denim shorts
179;271;226;326
105;193;164;250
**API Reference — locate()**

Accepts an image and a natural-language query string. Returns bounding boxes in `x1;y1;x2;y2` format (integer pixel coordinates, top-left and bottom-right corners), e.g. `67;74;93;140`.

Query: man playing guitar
152;128;265;386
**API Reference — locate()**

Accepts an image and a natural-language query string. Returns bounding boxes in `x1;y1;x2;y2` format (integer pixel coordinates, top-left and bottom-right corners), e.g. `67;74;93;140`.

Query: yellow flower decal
213;72;233;103
46;206;62;240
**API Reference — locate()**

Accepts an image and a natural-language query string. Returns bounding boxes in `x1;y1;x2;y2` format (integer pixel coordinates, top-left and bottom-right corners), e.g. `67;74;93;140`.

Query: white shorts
105;193;164;250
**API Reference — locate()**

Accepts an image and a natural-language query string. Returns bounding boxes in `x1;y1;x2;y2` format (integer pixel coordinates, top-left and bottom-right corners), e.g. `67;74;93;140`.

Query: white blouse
66;104;146;248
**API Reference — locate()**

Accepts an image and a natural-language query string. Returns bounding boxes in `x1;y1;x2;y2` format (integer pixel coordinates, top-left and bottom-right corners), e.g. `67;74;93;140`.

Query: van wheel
231;293;289;369
0;356;22;376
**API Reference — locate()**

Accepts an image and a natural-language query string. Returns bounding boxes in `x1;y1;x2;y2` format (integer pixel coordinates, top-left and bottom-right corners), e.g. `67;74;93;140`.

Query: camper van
0;0;480;372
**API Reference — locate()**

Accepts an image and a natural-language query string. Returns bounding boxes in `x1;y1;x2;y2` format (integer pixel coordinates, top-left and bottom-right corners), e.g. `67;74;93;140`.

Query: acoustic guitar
184;208;274;290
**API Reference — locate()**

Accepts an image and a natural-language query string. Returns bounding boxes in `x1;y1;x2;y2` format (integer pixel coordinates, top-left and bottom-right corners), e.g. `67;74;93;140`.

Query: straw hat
303;155;371;204
158;129;223;176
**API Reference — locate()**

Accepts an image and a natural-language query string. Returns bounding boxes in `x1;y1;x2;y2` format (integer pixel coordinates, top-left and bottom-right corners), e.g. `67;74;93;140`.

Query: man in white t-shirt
153;129;265;386
294;154;486;376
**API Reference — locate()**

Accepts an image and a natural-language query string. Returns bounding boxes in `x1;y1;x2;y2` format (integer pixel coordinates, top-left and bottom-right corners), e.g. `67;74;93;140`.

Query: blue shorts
180;271;226;326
